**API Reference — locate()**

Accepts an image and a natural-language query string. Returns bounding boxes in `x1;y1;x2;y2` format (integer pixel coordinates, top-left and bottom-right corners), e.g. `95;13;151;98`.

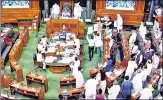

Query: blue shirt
121;80;133;95
104;59;113;72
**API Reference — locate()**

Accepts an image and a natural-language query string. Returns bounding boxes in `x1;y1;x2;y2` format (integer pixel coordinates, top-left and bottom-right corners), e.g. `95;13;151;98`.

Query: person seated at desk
73;35;80;49
73;67;84;88
36;51;46;71
40;36;48;45
139;84;153;99
121;76;133;100
108;80;120;99
102;57;113;72
70;56;80;75
96;88;106;100
37;42;46;53
61;24;68;33
3;33;15;45
125;56;138;80
85;74;99;99
72;45;79;56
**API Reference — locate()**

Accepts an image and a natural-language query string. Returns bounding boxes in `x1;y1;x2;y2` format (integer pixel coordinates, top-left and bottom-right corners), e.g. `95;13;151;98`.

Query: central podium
46;19;84;39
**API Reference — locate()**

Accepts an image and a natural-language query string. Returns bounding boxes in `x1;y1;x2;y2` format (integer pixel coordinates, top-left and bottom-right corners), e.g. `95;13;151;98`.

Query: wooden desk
26;72;48;92
121;31;130;58
60;76;76;87
10;64;24;82
89;67;101;78
1;73;13;88
59;88;85;98
106;58;129;87
46;19;84;39
103;38;110;62
1;93;16;100
10;83;44;100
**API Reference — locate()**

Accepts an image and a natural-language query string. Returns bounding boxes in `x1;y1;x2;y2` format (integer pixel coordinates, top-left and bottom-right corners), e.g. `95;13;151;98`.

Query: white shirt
72;60;80;75
73;70;84;88
114;15;123;30
74;48;80;56
139;24;147;39
95;35;103;47
36;53;44;62
146;63;153;76
125;60;138;76
86;35;95;47
74;39;80;49
139;88;153;99
85;78;98;96
152;54;160;68
129;32;137;45
108;85;120;99
132;73;143;92
131;45;138;54
74;4;83;18
141;68;148;81
51;4;60;15
37;44;46;53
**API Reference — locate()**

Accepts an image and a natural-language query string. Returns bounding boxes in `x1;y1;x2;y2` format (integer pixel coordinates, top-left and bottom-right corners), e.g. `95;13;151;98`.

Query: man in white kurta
146;60;153;76
129;30;137;51
153;19;160;34
85;76;99;99
125;58;138;80
152;53;160;69
73;37;80;49
51;3;60;18
108;80;120;99
139;21;147;41
114;14;123;33
73;68;84;88
36;51;46;70
70;57;80;75
74;2;83;19
132;70;143;96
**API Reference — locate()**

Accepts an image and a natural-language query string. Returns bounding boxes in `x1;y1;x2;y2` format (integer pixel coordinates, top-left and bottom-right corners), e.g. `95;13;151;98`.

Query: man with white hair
114;14;123;33
74;2;83;19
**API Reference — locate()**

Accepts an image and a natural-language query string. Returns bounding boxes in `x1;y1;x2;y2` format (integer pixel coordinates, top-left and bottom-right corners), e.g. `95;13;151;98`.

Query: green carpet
4;22;101;99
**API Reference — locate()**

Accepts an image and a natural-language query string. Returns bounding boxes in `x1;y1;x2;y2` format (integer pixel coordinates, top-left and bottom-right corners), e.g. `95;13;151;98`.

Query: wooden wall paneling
60;0;74;12
96;0;145;26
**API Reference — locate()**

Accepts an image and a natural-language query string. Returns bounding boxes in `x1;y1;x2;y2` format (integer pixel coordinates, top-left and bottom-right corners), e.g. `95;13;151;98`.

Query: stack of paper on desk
113;69;123;75
45;56;57;63
67;41;74;46
49;43;56;47
47;47;56;52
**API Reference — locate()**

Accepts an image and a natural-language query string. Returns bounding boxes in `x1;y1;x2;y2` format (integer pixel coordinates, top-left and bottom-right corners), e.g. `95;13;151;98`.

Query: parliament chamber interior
1;0;163;99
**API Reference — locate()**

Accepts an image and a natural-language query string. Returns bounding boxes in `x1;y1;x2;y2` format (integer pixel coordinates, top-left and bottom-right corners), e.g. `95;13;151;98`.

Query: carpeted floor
3;22;103;99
